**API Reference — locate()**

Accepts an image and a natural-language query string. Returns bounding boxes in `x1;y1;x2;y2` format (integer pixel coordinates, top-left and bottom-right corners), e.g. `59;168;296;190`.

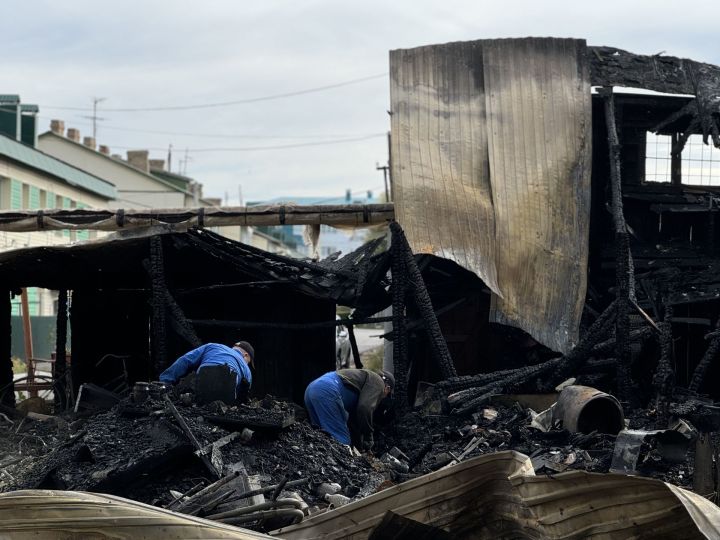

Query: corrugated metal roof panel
0;490;272;539
0;135;115;199
390;37;591;353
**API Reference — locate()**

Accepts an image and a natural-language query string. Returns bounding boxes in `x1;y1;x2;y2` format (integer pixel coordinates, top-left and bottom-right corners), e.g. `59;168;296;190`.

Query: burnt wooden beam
0;290;14;408
54;289;68;409
149;237;168;375
390;224;410;413
347;324;363;369
590;46;720;148
164;289;201;349
0;203;395;232
189;315;394;330
602;89;635;403
390;222;456;379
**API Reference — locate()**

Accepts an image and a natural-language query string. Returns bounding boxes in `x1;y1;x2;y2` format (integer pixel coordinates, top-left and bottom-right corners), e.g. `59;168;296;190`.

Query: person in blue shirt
304;368;394;450
159;341;254;400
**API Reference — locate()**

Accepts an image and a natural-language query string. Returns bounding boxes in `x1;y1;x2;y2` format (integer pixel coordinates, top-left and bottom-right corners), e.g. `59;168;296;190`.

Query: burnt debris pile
0;392;385;531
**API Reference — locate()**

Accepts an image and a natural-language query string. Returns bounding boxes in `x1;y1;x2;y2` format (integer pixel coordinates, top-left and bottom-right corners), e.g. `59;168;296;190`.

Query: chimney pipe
66;128;81;143
50;119;65;135
83;136;96;150
126;150;150;173
99;145;110;155
149;159;165;171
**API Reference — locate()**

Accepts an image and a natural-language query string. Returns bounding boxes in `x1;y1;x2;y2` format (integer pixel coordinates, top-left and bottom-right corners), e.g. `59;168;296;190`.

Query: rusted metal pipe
552;385;624;435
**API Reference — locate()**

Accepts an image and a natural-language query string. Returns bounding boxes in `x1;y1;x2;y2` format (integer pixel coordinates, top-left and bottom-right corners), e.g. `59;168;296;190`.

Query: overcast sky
2;0;718;203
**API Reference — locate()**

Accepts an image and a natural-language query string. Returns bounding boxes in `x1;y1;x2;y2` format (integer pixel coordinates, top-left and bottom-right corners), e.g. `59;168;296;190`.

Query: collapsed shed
0;227;391;407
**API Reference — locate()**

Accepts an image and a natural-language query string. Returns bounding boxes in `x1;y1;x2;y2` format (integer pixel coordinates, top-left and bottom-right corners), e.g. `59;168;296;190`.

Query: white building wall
38;135;187;209
0;158;111;316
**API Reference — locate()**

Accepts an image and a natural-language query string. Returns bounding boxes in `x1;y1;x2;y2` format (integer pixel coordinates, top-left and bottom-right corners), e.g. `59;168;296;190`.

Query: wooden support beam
54;289;68;409
0;204;394;232
0;291;13;408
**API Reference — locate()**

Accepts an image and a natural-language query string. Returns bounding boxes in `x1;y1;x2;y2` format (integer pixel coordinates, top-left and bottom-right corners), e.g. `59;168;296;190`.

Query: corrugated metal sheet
511;469;720;539
0;489;274;539
272;450;537;539
390;38;591;353
0;135;116;199
390;41;499;294
272;450;720;540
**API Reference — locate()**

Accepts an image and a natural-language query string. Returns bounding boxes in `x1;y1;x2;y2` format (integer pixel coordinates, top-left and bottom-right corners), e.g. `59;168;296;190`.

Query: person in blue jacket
305;368;394;450
159;341;254;400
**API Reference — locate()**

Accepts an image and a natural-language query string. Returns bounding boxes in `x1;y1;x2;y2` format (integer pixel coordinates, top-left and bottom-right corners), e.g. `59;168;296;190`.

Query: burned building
0;227;390;407
389;38;720;408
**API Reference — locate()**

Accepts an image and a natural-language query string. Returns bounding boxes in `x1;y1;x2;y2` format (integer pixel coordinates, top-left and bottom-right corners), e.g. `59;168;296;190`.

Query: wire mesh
646;133;720;186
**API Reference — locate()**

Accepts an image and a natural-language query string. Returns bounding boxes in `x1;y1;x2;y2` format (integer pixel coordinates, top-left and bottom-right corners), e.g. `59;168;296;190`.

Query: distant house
0;96;116;316
38;124;209;210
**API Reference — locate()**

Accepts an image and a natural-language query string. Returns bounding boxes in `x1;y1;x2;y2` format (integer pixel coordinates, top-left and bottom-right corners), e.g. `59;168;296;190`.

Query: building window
10;179;22;209
646;133;720;186
10;287;40;317
28;185;40;209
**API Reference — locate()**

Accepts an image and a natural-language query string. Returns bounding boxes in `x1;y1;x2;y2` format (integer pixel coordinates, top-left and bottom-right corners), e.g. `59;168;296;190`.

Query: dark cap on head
381;370;395;391
234;341;255;366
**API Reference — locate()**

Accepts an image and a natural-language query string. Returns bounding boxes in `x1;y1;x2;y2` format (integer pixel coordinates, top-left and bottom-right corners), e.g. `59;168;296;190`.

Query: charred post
0;290;14;408
390;224;410;412
390;221;456;379
653;305;675;425
54;289;69;408
149;236;168;375
601;89;634;402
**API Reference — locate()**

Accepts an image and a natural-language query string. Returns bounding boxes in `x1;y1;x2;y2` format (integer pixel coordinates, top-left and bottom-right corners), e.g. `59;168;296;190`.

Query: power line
1;106;383;143
106;133;386;153
56;116;381;140
42;73;388;113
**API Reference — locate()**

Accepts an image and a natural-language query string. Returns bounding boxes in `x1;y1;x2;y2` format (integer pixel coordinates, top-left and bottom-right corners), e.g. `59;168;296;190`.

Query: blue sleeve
159;344;208;384
238;356;252;387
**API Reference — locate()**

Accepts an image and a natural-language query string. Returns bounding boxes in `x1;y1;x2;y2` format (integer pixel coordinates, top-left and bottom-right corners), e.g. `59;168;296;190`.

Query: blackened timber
390;222;456;379
589;46;720;148
0;290;13;407
164;395;220;479
189;315;394;329
0;203;395;232
149;237;168;375
602;90;634;402
689;325;720;395
54;289;68;408
653;306;675;425
445;301;619;414
347;324;363;369
177;281;293;296
163;289;201;348
390;224;410;413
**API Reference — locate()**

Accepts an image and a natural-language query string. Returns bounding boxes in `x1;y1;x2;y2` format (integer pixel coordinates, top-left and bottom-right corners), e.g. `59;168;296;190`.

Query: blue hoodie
159;343;252;395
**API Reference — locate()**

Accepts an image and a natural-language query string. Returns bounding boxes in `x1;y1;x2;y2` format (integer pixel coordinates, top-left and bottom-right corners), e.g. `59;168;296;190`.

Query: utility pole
167;144;173;173
80;97;107;140
179;148;192;175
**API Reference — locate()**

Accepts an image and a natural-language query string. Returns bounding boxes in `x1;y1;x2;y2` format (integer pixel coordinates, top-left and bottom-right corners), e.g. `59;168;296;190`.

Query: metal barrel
552;385;624;434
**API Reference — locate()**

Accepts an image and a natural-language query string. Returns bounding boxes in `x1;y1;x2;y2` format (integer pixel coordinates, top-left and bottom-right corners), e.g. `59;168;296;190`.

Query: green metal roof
0;135;116;199
0;95;20;104
151;169;192;191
